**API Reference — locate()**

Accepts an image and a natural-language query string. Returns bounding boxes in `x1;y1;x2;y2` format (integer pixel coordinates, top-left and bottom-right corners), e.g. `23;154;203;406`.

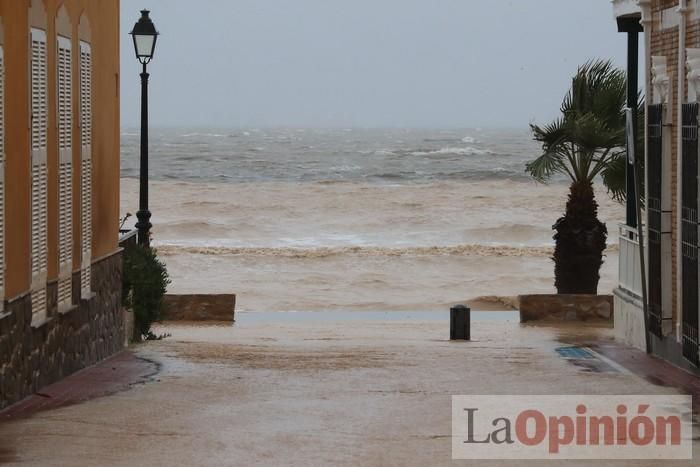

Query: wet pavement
0;313;697;466
0;351;159;422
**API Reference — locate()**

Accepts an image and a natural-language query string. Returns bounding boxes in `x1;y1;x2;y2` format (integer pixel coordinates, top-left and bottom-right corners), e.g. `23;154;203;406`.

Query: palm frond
531;118;567;149
525;149;571;183
528;58;634;196
601;152;627;202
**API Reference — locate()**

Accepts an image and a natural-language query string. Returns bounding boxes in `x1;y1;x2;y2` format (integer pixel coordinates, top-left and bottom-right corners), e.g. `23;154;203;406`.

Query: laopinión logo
452;396;693;460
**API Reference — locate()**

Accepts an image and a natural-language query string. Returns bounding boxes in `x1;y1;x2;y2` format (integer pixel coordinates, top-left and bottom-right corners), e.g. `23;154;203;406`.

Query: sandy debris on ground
160;341;399;371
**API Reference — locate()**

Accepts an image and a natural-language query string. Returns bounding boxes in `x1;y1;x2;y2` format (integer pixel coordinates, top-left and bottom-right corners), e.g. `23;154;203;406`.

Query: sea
120;128;624;312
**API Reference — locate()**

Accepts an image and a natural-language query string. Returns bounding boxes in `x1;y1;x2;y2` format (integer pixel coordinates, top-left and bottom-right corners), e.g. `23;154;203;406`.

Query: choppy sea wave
409;147;492;157
156;243;556;258
121;128;544;183
156;243;619;258
119;129;624;310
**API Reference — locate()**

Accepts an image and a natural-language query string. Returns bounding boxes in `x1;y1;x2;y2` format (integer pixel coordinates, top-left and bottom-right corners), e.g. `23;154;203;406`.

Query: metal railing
119;229;138;250
619;224;643;298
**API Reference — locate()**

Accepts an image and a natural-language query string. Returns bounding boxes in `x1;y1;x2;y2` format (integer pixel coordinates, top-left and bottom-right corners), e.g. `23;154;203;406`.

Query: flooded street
0;315;696;466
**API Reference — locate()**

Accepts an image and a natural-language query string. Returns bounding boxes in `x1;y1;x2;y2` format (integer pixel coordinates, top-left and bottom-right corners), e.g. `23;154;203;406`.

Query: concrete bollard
450;305;471;341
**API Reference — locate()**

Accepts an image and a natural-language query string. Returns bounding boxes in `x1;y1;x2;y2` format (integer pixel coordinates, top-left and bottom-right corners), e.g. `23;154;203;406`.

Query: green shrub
123;245;171;340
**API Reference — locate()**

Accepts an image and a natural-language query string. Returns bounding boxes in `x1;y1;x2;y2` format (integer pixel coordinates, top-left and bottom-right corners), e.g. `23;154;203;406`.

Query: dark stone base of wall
519;294;614;324
0;251;124;410
649;334;700;376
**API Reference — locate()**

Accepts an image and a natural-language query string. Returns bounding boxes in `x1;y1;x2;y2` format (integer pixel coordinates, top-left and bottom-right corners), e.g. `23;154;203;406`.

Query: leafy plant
122;245;171;341
526;60;635;294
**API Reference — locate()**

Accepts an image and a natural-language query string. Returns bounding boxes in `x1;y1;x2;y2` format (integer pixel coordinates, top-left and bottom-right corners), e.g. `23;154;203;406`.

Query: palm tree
526;60;629;294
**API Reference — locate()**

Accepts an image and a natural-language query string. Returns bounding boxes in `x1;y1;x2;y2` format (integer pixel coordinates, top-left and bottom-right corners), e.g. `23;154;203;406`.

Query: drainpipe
638;0;652;209
638;0;653;354
679;0;689;114
678;0;690;344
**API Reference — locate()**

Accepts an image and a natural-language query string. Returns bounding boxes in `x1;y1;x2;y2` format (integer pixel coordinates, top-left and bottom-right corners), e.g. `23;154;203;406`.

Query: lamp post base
135;210;152;247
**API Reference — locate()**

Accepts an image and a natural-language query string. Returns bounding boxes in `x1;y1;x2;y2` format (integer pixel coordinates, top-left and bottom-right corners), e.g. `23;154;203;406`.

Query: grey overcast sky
120;0;631;129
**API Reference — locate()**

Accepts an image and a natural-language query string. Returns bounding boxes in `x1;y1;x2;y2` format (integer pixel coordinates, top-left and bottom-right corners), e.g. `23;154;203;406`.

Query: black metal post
450;305;471;341
617;16;643;228
626;30;640;229
135;62;152;247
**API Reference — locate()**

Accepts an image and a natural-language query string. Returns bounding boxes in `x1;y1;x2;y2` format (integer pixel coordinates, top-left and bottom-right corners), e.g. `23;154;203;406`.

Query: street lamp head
130;9;159;65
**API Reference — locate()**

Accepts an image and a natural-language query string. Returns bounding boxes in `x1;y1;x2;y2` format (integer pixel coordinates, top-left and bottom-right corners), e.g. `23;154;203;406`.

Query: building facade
0;0;122;409
613;0;700;373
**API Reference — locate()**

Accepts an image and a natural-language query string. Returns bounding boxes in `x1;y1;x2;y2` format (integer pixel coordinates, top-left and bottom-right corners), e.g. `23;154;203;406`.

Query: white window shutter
57;35;72;309
79;41;92;296
30;28;48;323
0;45;5;313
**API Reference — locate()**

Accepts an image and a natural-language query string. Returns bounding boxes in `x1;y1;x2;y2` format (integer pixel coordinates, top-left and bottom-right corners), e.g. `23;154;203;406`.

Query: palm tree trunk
553;180;608;294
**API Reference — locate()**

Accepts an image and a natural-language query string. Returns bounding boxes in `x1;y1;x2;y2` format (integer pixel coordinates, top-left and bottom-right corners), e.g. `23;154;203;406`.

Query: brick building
613;0;700;373
0;0;122;409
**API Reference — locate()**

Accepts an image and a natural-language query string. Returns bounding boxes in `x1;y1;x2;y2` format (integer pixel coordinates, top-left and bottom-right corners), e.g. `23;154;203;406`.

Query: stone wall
162;294;236;322
0;251;124;410
519;294;614;324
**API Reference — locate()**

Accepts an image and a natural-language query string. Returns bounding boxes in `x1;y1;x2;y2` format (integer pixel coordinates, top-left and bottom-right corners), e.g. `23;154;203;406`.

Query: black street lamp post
130;10;159;247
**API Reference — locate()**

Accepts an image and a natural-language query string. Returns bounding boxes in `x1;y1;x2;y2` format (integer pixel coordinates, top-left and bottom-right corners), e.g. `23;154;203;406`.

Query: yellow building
0;0;121;409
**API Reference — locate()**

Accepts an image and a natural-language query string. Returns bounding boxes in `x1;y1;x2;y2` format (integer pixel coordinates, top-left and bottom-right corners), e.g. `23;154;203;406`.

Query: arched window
30;0;48;324
79;14;92;297
56;6;72;310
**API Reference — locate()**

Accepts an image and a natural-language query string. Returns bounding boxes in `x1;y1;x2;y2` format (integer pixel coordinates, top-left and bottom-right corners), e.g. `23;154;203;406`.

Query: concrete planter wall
0;251;124;410
162;294;236;322
519;294;614;324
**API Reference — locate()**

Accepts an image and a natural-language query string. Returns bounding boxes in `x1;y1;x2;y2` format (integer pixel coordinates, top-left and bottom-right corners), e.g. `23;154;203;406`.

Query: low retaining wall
162;294;236;322
0;251;124;410
519;294;614;323
613;288;646;351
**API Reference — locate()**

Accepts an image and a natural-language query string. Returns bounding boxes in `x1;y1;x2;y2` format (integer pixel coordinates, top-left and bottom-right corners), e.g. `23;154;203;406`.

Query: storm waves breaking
120;128;625;311
155;243;558;258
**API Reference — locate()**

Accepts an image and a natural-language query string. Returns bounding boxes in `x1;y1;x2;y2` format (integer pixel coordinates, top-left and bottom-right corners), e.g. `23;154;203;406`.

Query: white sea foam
180;133;227;138
410;147;491;157
329;165;363;172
